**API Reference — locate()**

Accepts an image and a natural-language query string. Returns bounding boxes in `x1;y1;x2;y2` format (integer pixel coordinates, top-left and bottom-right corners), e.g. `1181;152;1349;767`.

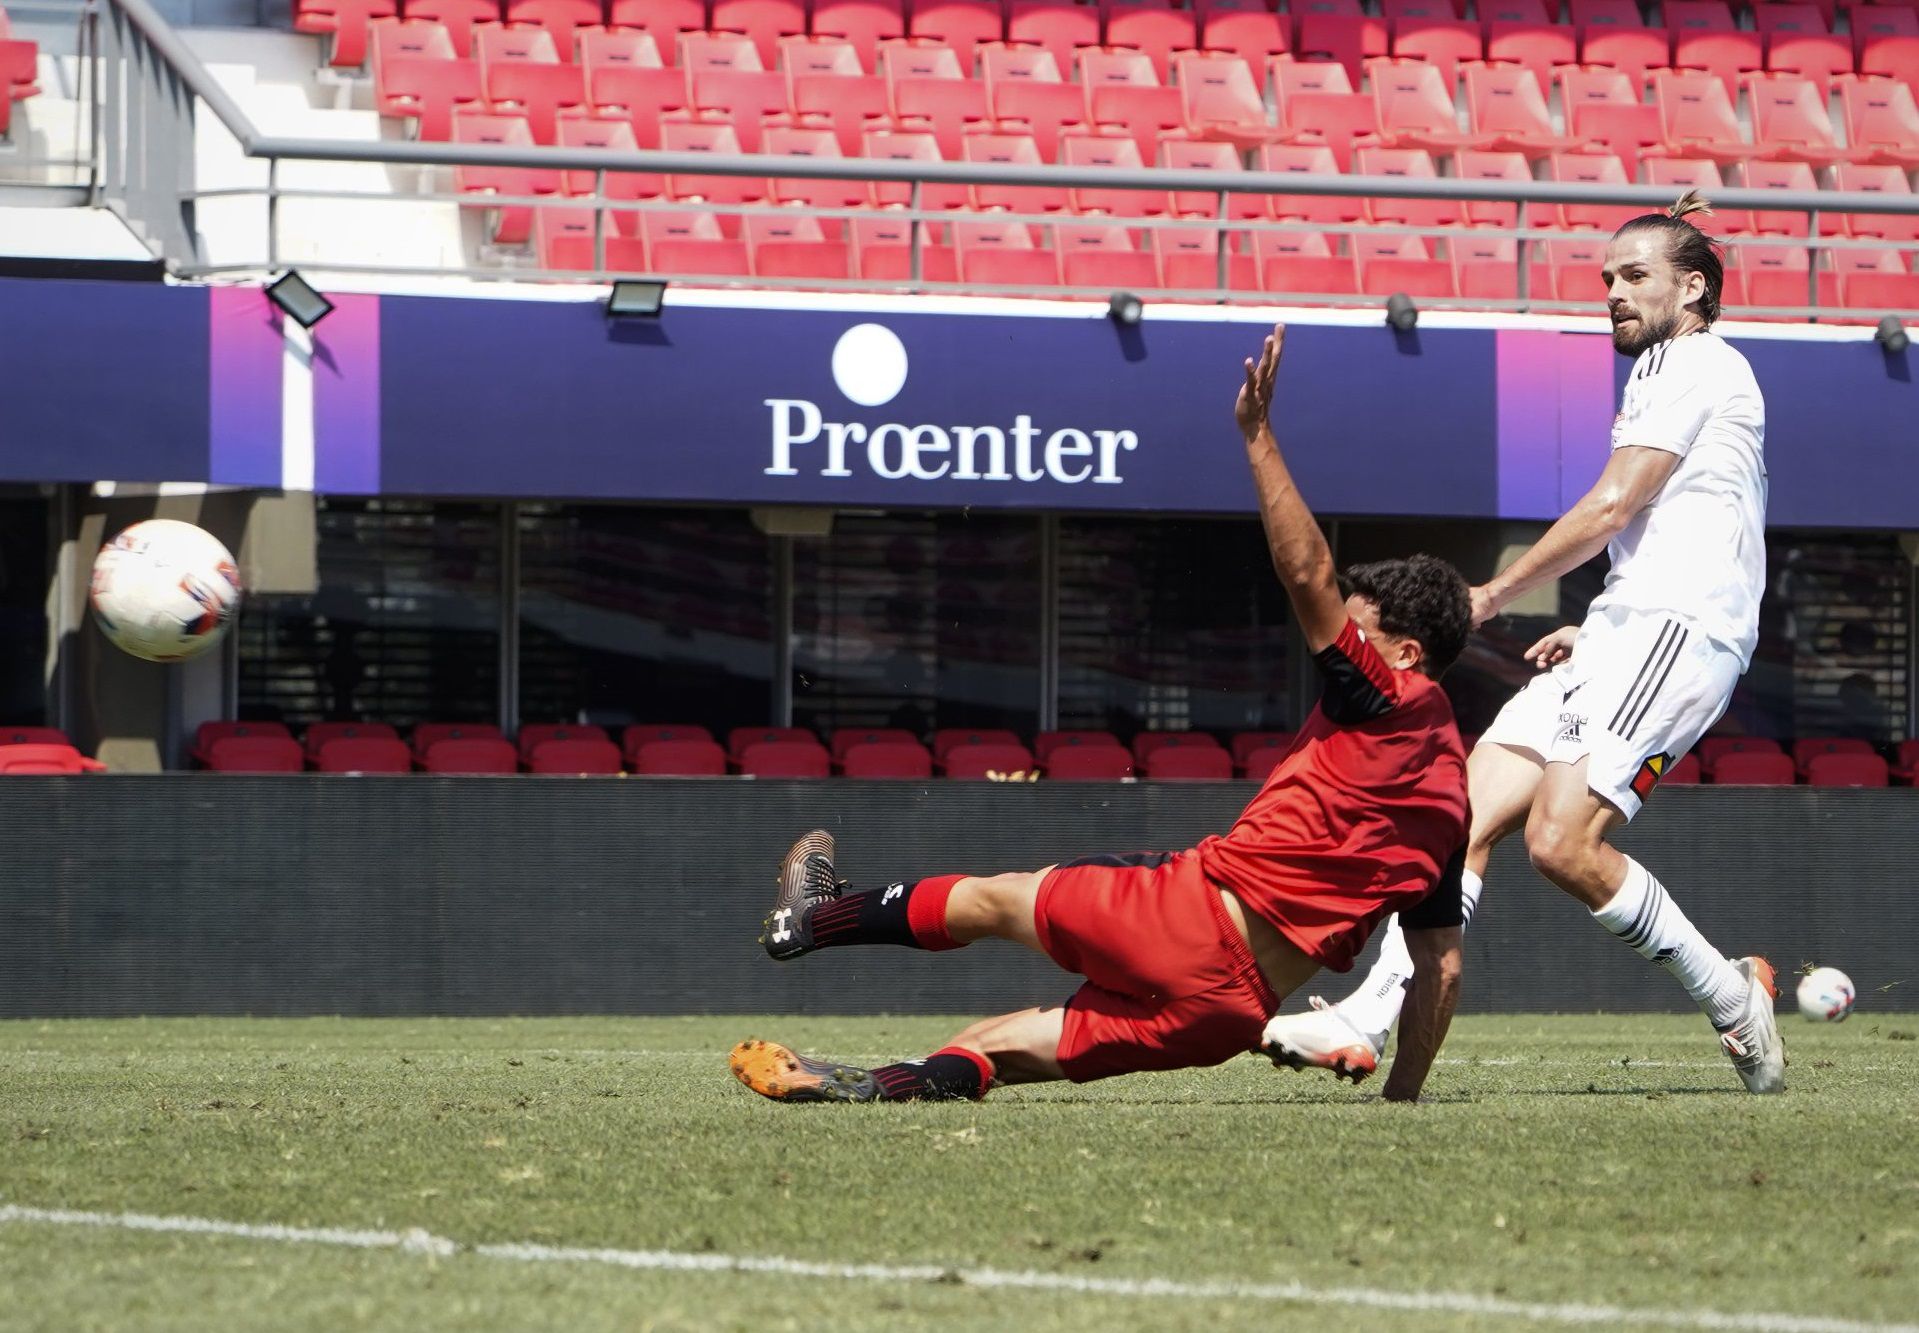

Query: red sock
906;875;966;951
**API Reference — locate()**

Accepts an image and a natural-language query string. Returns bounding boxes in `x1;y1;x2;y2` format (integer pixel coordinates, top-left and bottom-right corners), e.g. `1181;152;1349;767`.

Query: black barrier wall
0;778;1910;1018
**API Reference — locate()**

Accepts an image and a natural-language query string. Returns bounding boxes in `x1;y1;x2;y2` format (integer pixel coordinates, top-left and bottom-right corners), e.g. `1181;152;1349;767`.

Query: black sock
870;1047;994;1101
805;876;964;951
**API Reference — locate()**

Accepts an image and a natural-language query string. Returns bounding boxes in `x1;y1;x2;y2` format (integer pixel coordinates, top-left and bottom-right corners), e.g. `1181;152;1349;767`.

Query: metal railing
96;0;1919;317
0;0;99;200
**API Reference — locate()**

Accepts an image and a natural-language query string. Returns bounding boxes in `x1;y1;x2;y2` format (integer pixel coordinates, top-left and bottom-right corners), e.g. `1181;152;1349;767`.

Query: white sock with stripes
1335;869;1485;1037
1591;856;1748;1029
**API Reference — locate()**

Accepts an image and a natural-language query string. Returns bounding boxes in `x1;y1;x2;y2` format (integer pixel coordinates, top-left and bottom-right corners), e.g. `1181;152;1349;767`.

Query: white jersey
1588;331;1767;668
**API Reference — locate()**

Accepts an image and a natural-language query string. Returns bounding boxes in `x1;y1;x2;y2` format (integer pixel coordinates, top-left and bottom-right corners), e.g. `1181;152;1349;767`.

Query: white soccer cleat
1716;956;1786;1095
1260;1000;1386;1084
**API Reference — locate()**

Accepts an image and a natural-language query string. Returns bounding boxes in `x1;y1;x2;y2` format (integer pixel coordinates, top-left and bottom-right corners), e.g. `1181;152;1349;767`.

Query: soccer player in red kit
730;325;1475;1106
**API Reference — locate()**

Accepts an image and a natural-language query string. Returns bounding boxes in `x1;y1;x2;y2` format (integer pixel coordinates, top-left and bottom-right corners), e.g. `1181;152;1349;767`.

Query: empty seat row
0;3;40;141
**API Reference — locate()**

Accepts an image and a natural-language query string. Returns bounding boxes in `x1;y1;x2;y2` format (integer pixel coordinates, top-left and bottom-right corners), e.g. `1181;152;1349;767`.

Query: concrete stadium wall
0;779;1909;1019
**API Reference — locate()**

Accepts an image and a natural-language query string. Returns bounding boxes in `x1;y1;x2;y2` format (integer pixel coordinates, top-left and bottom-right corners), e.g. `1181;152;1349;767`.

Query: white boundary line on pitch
1;1205;1912;1333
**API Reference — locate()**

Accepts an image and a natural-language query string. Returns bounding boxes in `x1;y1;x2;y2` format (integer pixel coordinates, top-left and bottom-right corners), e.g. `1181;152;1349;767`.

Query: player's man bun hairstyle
1612;188;1726;325
1340;555;1472;679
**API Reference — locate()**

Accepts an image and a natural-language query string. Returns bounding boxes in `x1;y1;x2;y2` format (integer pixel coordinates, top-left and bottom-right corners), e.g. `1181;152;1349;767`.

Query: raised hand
1235;324;1286;441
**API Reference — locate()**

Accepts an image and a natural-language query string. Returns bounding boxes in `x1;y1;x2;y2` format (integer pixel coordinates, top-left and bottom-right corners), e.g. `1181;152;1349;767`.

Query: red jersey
1195;619;1469;971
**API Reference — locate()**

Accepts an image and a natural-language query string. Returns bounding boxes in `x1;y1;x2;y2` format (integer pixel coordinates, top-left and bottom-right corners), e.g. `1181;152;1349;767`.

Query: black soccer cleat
759;829;847;961
730;1039;880;1103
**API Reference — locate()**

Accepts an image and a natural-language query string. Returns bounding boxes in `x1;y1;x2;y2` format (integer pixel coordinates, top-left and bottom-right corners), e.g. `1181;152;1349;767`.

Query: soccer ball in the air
1796;967;1856;1023
89;519;244;662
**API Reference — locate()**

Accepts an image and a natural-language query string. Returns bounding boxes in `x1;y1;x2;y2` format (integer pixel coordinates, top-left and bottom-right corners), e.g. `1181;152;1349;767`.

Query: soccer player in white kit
1262;192;1786;1095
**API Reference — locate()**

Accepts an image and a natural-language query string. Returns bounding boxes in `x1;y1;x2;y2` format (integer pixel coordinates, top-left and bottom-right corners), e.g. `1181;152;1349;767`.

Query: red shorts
1034;849;1279;1083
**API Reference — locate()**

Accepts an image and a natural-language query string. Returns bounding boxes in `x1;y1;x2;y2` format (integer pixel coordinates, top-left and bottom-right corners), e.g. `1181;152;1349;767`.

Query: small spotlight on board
607;280;667;319
1107;291;1143;327
1385;292;1419;333
264;271;334;329
1876;315;1909;355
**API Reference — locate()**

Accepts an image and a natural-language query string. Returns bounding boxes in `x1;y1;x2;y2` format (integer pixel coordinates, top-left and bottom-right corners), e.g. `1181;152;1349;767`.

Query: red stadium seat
621;723;717;761
1837;76;1919;171
1369;57;1495;152
194;721;294;767
1696;734;1783;770
930;727;1023;762
476;21;558;73
1154;226;1257;291
1198;8;1289;75
303;721;401;759
631;737;730;775
528;737;624;774
1744;73;1856;166
378;57;483;140
1240;744;1290;782
1259;142;1368;226
985;43;1064;92
1662;752;1703;784
812;0;907;72
1383;0;1465;18
410;722;505;758
740;739;833;778
1484;23;1578;94
1230;731;1296;765
421;737;519;774
1891;738;1919;786
314;736;413;774
892;76;991;158
992;79;1088;159
1735;158;1816;235
1653;69;1756;165
906;3;1006;70
504;0;600;59
1058;219;1158;288
295;0;398;68
1674;30;1765;102
1296;12;1390;87
1270;54;1354;112
883;35;967;86
1133;730;1225;762
1857;34;1919;87
1044;745;1135;780
1581;26;1669;92
1803;751;1890;787
1160;137;1250;218
943;741;1040;778
841;740;936;778
1356;146;1466;228
1144;746;1235;780
1830;162;1919;243
680;29;766;72
589;65;688;149
1279;91;1382;171
207;735;307;774
372;17;455;74
958;237;1058;287
1792;736;1877;771
1359;235;1458;297
1766;31;1852;99
0;743;105;775
791;72;887;156
1033;729;1121;761
1569;0;1644;29
1061;128;1166;215
1107;5;1200;81
761;123;867;223
516;722;610;762
1464;62;1583;158
712;0;809;69
861;125;971;210
1454;149;1533;227
1087;83;1186;164
1754;3;1830;36
554;117;658;234
403;0;501;57
1667;0;1737;31
1708;749;1797;785
690;68;787;152
452;110;557;243
607;0;704;53
1007;0;1103;73
0;725;69;748
1392;17;1483;90
828;727;921;763
779;33;864;82
1843;268;1919;313
1478;0;1551;21
1645;157;1746;232
579;28;662;76
1173;49;1272;146
1549;150;1637;230
729;725;821;761
1258;230;1361;297
661;116;770;219
964;128;1066;212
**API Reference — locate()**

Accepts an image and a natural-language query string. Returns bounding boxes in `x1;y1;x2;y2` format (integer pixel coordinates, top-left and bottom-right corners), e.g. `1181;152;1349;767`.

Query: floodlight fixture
1876;315;1909;355
607;279;667;319
264;271;334;329
1107;290;1144;327
1385;292;1419;333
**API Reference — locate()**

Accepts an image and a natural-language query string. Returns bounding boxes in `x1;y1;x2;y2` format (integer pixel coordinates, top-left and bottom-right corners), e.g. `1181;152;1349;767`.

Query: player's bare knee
1525;812;1592;883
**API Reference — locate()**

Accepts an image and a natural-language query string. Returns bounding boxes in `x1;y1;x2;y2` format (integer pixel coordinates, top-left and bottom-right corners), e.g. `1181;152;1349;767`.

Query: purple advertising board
0;277;1913;527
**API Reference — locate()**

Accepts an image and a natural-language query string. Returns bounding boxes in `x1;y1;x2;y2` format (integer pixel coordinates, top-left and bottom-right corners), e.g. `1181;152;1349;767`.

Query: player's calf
730;1039;993;1104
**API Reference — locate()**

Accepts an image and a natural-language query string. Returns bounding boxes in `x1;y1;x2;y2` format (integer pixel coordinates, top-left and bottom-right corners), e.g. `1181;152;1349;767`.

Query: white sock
1335;868;1485;1037
1591;856;1748;1028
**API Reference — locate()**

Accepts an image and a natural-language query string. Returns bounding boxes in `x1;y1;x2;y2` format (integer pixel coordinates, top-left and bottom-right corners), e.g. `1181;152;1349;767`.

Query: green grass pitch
2;1014;1915;1332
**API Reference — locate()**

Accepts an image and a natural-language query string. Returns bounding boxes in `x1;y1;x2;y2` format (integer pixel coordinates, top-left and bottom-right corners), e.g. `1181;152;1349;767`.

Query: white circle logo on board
830;323;909;408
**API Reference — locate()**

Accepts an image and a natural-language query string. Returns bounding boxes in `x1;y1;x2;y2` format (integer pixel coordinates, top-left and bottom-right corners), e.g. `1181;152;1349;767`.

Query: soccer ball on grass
89;519;244;663
1795;967;1855;1023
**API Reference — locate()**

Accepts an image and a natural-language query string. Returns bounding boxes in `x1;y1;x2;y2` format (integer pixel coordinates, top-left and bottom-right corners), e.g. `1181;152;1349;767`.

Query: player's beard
1611;303;1682;356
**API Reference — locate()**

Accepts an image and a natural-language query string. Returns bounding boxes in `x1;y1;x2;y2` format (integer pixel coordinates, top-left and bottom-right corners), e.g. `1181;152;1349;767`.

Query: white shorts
1480;605;1741;821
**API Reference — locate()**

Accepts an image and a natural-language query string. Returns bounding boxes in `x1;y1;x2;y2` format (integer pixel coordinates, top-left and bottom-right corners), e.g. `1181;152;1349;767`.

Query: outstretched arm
1381;925;1463;1103
1469;446;1679;627
1236;325;1347;653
